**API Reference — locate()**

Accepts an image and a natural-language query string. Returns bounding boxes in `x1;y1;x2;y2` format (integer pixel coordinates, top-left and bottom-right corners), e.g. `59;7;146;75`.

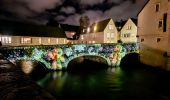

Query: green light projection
0;43;138;70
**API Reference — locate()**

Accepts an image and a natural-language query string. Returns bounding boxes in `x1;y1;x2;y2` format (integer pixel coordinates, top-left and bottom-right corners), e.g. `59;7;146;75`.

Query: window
81;35;84;40
39;38;41;44
21;37;32;44
108;24;113;30
127;26;132;30
123;33;130;38
107;33;110;38
157;38;161;42
0;36;11;43
92;41;95;43
158;20;163;28
141;39;144;42
155;3;160;12
56;38;58;44
163;13;167;32
48;38;51;44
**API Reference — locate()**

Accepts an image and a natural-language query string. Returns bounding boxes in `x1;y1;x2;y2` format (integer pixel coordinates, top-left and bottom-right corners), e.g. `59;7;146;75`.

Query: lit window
56;38;58;44
21;37;32;44
39;38;41;44
89;41;91;43
81;35;84;40
48;38;51;44
92;41;95;43
94;25;97;32
108;24;113;30
1;36;11;43
155;3;160;12
87;27;90;33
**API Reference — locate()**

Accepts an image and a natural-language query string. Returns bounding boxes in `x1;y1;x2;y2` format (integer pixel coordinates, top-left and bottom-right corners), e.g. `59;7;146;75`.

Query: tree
79;16;90;34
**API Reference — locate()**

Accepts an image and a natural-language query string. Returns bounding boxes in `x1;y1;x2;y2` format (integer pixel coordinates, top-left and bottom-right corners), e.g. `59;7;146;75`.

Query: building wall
120;19;137;43
104;19;118;43
74;19;118;44
0;35;67;46
138;0;170;70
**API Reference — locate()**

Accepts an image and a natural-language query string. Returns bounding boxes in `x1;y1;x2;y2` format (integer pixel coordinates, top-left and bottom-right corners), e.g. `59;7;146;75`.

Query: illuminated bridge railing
0;43;138;70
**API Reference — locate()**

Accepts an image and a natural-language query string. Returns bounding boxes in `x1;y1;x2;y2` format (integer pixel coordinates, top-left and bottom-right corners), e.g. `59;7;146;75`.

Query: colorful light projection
47;48;65;70
109;44;125;67
0;43;138;70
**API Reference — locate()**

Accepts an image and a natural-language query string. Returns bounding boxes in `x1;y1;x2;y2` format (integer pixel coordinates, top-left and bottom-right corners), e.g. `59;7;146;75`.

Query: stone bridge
0;43;138;70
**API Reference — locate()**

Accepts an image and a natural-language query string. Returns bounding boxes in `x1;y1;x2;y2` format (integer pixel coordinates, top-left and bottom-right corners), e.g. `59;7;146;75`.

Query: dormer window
155;3;160;12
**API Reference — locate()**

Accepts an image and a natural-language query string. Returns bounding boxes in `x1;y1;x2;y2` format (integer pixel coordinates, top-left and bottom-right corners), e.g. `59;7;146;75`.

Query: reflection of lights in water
20;61;34;74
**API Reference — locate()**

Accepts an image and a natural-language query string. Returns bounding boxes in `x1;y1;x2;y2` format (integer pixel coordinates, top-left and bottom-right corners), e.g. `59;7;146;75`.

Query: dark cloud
79;0;105;6
59;0;148;25
0;0;148;25
0;0;64;24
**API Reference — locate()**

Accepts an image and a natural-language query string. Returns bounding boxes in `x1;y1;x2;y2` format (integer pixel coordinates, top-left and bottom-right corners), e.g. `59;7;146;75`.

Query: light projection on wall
0;43;138;70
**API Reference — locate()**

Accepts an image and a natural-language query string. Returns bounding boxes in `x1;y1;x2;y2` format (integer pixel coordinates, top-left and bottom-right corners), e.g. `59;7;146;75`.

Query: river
31;65;170;100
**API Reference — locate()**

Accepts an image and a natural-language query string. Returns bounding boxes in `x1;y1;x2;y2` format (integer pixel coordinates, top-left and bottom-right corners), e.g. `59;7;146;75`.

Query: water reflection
35;67;170;100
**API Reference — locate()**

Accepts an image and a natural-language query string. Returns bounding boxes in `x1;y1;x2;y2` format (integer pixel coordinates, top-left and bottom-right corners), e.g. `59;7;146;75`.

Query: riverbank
0;53;56;100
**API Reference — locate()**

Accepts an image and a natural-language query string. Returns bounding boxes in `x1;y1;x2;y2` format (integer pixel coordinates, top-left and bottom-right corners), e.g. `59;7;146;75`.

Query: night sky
0;0;148;25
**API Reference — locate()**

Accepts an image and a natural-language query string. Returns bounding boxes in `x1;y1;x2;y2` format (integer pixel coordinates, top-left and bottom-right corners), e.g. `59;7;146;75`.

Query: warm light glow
56;38;58;44
48;38;51;44
81;35;84;40
39;38;41;44
3;43;138;70
64;39;66;44
94;25;97;32
21;37;31;44
87;27;90;33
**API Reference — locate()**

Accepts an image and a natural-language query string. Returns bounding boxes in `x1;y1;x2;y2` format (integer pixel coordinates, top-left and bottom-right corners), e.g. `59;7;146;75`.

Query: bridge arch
67;55;110;70
0;43;138;70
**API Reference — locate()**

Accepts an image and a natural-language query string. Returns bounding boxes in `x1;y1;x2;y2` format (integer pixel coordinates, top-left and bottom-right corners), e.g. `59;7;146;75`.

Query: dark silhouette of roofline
137;0;150;16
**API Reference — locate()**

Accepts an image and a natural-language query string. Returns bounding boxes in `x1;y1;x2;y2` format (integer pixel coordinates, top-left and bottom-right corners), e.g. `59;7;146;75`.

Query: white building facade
120;18;137;43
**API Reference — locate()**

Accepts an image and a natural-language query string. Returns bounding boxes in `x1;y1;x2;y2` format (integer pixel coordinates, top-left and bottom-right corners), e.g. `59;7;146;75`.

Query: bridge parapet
0;43;138;70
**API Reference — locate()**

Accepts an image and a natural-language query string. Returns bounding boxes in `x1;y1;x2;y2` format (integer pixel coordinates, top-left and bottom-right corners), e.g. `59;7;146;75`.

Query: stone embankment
0;53;55;100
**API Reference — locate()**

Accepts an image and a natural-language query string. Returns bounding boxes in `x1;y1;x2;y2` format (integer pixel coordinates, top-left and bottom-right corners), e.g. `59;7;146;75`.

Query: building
120;18;137;43
0;20;67;46
73;18;119;44
46;20;80;40
138;0;170;70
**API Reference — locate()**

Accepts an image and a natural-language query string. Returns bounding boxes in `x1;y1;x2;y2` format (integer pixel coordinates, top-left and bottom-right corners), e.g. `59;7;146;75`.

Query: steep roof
137;0;150;16
131;18;137;26
0;20;66;38
115;20;127;31
59;24;80;33
46;19;80;33
91;18;112;32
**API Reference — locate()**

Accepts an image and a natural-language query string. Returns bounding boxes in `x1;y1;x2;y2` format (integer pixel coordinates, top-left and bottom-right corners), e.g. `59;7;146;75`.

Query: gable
121;19;137;32
104;19;117;32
